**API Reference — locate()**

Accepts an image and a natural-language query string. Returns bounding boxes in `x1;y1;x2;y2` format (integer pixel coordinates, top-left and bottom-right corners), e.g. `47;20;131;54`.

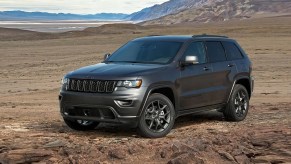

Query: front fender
137;82;178;117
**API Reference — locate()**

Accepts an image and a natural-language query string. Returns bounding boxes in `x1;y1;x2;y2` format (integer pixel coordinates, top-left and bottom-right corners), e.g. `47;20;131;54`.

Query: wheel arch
236;78;252;98
138;84;178;117
228;76;252;103
151;87;176;108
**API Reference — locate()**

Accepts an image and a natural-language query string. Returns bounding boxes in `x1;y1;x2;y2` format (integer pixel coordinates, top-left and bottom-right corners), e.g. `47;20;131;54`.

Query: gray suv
59;35;254;138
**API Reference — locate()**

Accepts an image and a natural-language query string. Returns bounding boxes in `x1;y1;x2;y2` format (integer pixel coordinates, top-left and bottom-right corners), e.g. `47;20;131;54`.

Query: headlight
116;80;142;88
62;77;68;85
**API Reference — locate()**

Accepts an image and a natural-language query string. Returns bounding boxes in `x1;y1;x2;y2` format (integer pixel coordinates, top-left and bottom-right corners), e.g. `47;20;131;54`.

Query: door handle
203;67;210;71
228;64;234;67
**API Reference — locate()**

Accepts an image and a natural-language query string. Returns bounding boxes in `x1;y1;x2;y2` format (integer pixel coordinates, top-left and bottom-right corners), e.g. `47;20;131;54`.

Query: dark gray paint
60;35;254;126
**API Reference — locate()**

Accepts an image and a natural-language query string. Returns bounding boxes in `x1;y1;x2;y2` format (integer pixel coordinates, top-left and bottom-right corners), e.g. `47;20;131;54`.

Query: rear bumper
59;87;148;126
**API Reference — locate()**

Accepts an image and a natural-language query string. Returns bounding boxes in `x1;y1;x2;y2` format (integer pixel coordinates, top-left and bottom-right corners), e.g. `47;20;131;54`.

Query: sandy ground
0;17;291;163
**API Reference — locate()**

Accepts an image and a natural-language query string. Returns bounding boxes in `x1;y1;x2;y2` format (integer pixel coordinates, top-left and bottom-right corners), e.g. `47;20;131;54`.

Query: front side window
183;42;207;64
107;41;183;64
205;41;227;63
222;41;243;60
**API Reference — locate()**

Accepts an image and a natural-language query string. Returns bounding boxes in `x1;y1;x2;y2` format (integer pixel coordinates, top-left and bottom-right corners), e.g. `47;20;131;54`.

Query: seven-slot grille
67;79;116;93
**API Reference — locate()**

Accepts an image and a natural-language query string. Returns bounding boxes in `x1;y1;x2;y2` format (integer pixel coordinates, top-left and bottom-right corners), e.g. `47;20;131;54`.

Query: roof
133;35;193;42
133;35;233;42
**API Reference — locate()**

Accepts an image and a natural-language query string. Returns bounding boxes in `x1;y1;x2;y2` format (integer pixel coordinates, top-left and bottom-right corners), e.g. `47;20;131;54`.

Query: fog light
115;100;133;107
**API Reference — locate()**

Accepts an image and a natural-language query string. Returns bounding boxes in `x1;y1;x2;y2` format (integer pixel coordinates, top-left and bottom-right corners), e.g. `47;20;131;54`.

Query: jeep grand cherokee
59;35;254;138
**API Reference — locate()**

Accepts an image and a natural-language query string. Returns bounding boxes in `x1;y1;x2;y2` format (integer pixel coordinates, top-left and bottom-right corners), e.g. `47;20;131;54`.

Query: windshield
106;41;183;64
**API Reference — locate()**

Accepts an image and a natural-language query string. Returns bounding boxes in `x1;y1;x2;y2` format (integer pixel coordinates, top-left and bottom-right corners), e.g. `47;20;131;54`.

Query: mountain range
1;0;291;24
0;11;128;21
126;0;215;21
141;0;291;25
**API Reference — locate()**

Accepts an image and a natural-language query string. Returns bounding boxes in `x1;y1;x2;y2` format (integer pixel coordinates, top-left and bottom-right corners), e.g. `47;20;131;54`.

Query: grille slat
106;81;116;92
89;81;94;92
67;79;116;93
77;80;82;91
98;81;105;92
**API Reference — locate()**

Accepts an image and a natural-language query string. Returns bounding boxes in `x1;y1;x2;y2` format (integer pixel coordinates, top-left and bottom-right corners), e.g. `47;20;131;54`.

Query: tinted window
107;41;182;64
222;41;243;60
183;42;206;64
205;42;227;63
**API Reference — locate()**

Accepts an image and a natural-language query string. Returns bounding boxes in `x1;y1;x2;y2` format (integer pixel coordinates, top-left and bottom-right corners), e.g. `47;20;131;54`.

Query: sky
0;0;169;14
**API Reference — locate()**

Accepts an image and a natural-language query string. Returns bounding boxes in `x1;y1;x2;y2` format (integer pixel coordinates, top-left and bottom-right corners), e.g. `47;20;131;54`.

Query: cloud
0;0;169;14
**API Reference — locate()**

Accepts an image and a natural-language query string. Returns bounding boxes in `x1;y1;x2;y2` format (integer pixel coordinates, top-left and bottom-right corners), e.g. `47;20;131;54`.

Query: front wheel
138;93;175;138
63;118;99;131
223;84;250;121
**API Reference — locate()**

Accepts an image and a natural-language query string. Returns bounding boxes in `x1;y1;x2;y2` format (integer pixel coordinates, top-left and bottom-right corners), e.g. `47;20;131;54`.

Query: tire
223;84;250;122
138;93;175;138
63;118;99;131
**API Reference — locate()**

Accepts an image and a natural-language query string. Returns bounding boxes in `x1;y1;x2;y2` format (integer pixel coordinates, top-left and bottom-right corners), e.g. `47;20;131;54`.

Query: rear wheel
224;84;250;121
63;118;99;131
138;93;175;138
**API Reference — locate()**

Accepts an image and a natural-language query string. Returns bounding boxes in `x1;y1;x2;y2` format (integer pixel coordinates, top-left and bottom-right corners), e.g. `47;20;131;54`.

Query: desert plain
0;15;291;163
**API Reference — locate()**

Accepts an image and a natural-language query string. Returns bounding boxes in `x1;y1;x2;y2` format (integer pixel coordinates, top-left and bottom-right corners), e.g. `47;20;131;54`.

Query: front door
179;41;214;110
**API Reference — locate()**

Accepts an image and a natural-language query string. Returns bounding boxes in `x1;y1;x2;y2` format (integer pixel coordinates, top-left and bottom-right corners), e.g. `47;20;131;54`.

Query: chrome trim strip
227;80;236;103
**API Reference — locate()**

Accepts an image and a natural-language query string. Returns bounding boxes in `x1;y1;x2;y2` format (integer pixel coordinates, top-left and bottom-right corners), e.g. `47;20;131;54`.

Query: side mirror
104;53;111;60
181;56;199;66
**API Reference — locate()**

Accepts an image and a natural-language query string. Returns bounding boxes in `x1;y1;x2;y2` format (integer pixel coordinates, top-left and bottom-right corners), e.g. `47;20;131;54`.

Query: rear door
221;41;245;98
204;41;237;105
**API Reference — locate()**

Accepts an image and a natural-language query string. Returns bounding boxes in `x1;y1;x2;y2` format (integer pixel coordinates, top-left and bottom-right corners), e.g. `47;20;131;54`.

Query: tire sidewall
228;85;250;121
138;93;175;138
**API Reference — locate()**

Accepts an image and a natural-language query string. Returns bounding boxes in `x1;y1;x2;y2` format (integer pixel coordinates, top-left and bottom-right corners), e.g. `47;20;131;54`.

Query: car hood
67;62;167;80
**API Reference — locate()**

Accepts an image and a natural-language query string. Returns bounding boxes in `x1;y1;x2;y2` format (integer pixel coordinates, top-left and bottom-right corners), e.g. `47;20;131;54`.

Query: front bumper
59;87;148;126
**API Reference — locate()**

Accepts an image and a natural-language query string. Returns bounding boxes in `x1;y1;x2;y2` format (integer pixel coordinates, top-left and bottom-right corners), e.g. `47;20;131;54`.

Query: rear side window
205;41;227;63
183;42;207;64
222;41;243;60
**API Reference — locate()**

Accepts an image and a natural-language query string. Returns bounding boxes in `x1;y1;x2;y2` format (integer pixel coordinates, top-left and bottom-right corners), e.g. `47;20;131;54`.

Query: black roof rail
192;34;228;38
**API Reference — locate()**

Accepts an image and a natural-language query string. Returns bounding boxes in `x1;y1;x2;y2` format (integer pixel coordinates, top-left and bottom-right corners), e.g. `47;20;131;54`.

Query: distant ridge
0;10;128;21
141;0;291;25
126;0;215;21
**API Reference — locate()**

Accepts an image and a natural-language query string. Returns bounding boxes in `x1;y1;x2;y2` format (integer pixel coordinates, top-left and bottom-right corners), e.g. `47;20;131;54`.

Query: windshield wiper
108;61;162;64
104;61;117;63
124;61;145;63
104;61;141;64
